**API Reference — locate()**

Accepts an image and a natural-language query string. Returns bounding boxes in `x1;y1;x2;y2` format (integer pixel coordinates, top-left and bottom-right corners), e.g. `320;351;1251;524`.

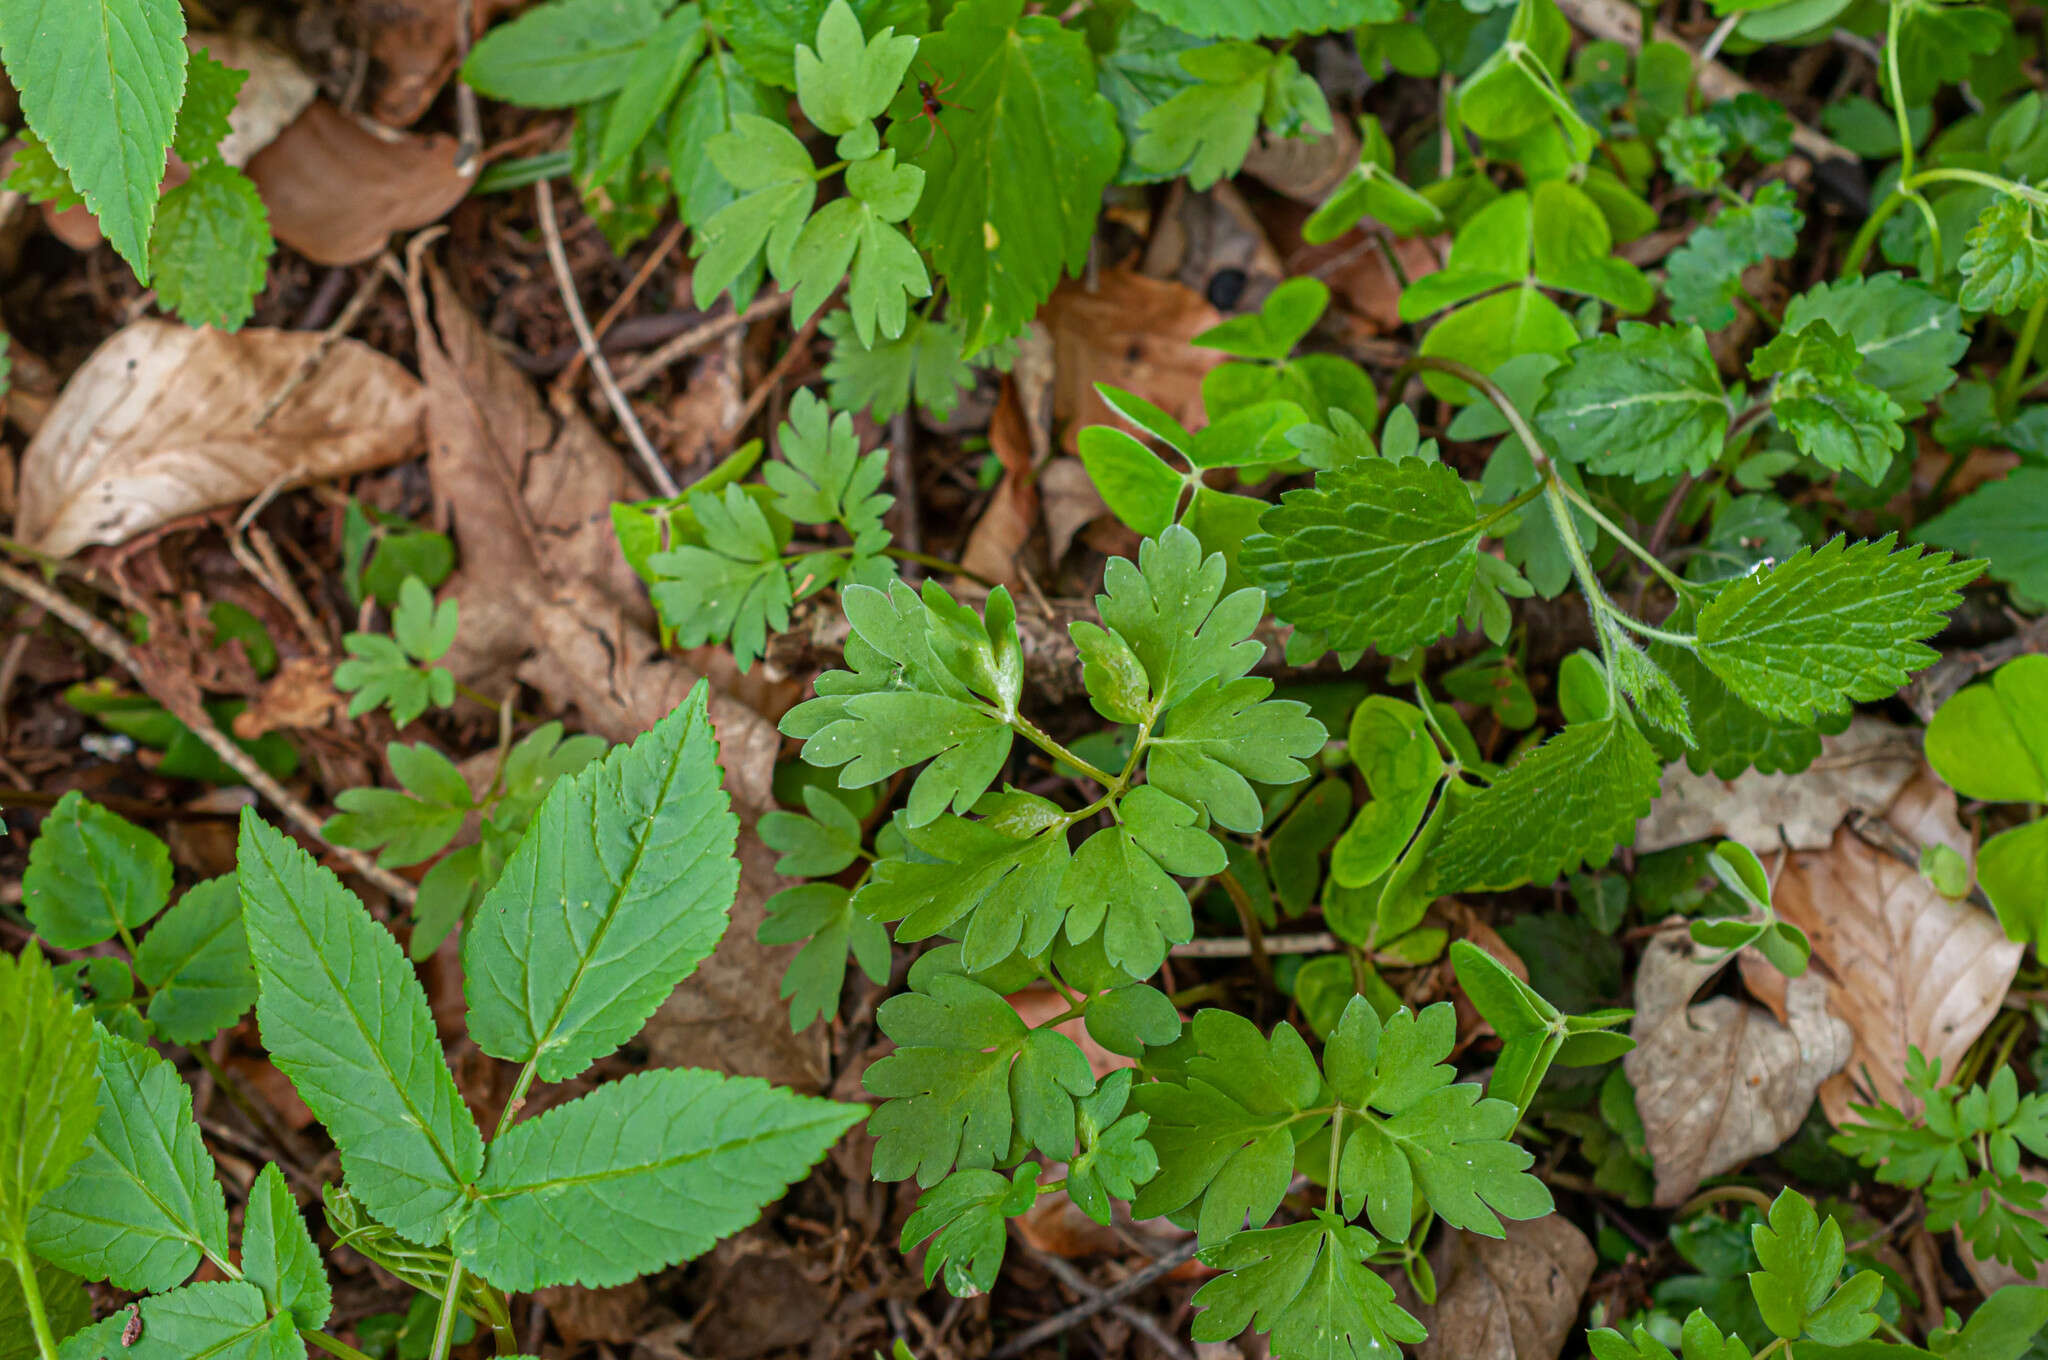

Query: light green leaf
1191;1213;1426;1359
132;875;256;1045
242;1163;330;1331
1665;181;1803;329
464;684;740;1083
452;1068;860;1290
1068;1071;1158;1224
1694;535;1981;722
692;114;818;309
55;1282;297;1360
784;153;930;343
0;0;186;277
1537;323;1728;482
1418;287;1581;402
1127;0;1393;38
237;812;484;1244
462;0;667;106
1750;321;1905;483
1748;1189;1883;1345
1132;42;1274;190
1925;655;2048;803
24;791;171;949
820;310;1013;420
1959;192;2048;315
757;881;891;1029
4;133;82;210
666;47;779;231
595;3;707;184
173;50;246;167
150;163;274;332
0;948;100;1246
710;0;928;88
795;0;919;136
647;484;792;672
1456;0;1593;159
1077;425;1183;537
1145;679;1325;833
29;1028;228;1292
1059;819;1196;979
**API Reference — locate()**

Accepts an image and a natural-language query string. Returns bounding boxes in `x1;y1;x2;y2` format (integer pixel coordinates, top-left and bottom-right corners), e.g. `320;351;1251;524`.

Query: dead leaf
1240;120;1360;205
1635;717;1924;856
1041;269;1224;454
248;101;475;266
1625;930;1852;1205
16;320;424;557
347;0;516;128
958;374;1039;589
1140;182;1287;309
1039;456;1105;566
536;1280;650;1347
689;1235;833;1359
1402;1216;1596;1360
232;657;342;739
1740;769;2022;1125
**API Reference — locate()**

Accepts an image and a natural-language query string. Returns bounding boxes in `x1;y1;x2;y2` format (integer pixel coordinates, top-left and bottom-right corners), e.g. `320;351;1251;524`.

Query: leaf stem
1549;479;1695;600
495;1060;541;1140
1473;483;1545;535
1885;0;1915;188
1012;713;1120;788
1603;612;1699;650
428;1261;467;1360
6;1242;59;1360
305;1330;381;1360
2004;295;2048;411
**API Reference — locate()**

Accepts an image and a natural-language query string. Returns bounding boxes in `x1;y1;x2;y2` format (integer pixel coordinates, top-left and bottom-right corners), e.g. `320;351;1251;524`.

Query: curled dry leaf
1625;930;1852;1206
1400;1216;1596;1360
1039;456;1106;566
232;657;342;739
16;320;424;556
958;372;1040;590
247;101;475;266
1740;769;2022;1125
1636;716;1924;855
1041;268;1223;453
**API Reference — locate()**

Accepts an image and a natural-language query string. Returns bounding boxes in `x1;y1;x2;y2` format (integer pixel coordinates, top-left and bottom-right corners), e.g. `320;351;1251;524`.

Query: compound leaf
1959;193;2048;316
1781;275;1966;407
1191;1214;1426;1359
1750;322;1905;483
1145;679;1325;834
900;1167;1038;1294
1128;0;1392;37
1665;182;1802;329
856;816;1071;969
1748;1190;1883;1346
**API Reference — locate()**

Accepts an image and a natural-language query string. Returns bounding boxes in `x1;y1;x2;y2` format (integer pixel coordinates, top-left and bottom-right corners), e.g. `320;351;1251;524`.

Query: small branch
534;180;681;498
724;305;826;438
1172;930;1340;958
617;291;795;394
985;1237;1204;1360
1012;1241;1196;1360
0;562;419;907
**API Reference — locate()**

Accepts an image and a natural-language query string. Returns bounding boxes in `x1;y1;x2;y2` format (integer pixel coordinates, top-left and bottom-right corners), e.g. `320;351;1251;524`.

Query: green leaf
324;742;472;869
1916;467;2048;608
1658;115;1727;191
765;389;894;546
1127;0;1391;38
1133;42;1287;190
132;875;257;1045
1780;275;1966;407
594;4;707;185
242;1163;330;1331
1537;323;1728;482
237;812;484;1244
1647;619;1827;778
760;785;865;877
0;1258;90;1360
56;1285;296;1360
758;882;891;1029
1059;815;1197;978
691;114;819;309
1242;456;1483;660
1091;5;1208;185
785;152;930;343
1077;425;1183;537
0;948;100;1246
710;0;929;88
1145;678;1325;834
1665;181;1803;329
4;133;82;210
1304;115;1444;242
666;47;779;232
1750;321;1905;483
333;632;454;729
794;0;919;137
29;1028;228;1292
1433;713;1662;893
149;161;272;330
1959;192;2048;315
648;484;793;672
820;311;1012;420
464;683;740;1083
1068;1071;1159;1224
886;0;1120;354
899;1167;1037;1294
1748;1189;1883;1345
1925;655;2048;803
451;1068;859;1290
1191;1213;1427;1359
857;815;1071;968
173;50;247;167
0;0;186;277
462;0;667;106
24;791;172;949
1694;535;1981;722
1456;0;1594;159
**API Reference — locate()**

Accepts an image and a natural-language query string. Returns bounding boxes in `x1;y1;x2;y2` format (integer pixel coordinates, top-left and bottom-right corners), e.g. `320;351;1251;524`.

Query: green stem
1474;483;1545;535
306;1331;382;1360
1540;476;1620;703
1603;612;1700;650
1550;479;1695;599
1012;713;1120;788
7;1242;59;1360
495;1061;541;1140
2004;296;2048;411
428;1261;467;1360
1840;189;1908;279
1885;0;1915;187
475;1284;518;1358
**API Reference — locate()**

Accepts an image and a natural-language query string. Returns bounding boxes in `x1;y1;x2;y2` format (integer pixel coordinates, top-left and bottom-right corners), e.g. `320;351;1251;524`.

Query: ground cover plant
6;0;2048;1358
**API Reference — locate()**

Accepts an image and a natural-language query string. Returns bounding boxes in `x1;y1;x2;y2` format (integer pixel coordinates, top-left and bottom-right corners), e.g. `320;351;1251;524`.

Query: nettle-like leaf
23;790;171;949
464;683;740;1083
150;162;275;332
1665;181;1803;329
0;948;101;1245
1432;712;1662;893
452;1068;861;1290
1191;1212;1426;1360
1780;274;1966;408
0;0;187;276
55;1282;297;1360
1536;323;1728;482
238;812;485;1244
1647;625;1830;779
1242;456;1482;662
242;1163;331;1331
1959;192;2048;315
1749;322;1905;483
1693;535;1982;723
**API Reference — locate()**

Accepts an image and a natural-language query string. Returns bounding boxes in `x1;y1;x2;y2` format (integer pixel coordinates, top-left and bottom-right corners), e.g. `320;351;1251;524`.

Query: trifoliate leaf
857;816;1071;968
1456;0;1594;159
1750;322;1905;483
758;882;891;1029
0;0;186;276
173;50;246;167
1192;1213;1427;1360
324;742;472;869
1665;181;1802;329
794;0;920;137
1068;1071;1158;1225
1127;0;1393;38
0;948;100;1244
1093;525;1266;711
1242;456;1483;659
242;1163;330;1331
464;685;739;1082
866;971;1094;1184
1780;275;1966;407
1694;535;1981;722
452;1068;860;1290
237;812;484;1244
1749;1190;1884;1345
1537;323;1728;482
900;1167;1038;1294
885;0;1119;354
55;1283;296;1360
1959;193;2048;315
820;311;1013;420
29;1028;228;1292
461;0;666;105
1433;713;1662;892
1145;678;1325;834
785;152;929;342
692;114;818;309
711;0;929;88
23;791;171;949
1304;115;1444;242
132;875;257;1045
1917;467;2048;607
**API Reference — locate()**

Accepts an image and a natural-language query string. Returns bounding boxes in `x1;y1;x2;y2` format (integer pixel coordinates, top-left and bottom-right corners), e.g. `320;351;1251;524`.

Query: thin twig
534;180;681;498
1170;931;1341;958
0;561;419;907
1015;1243;1196;1360
253;260;394;429
724;306;825;437
553;218;688;398
617;291;795;394
987;1237;1203;1360
452;0;482;178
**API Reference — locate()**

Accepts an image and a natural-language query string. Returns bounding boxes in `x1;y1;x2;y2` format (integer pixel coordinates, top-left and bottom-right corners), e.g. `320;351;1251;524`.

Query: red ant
908;61;971;155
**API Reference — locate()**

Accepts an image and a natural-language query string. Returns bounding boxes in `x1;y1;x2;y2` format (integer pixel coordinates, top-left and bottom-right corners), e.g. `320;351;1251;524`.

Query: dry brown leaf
1141;181;1287;306
1401;1216;1596;1360
1625;930;1852;1205
959;373;1039;589
1740;769;2022;1125
1041;269;1223;454
1240;120;1359;205
248;101;475;266
232;657;342;739
1635;716;1924;855
347;0;516;128
1039;456;1105;566
16;320;424;556
197;34;318;168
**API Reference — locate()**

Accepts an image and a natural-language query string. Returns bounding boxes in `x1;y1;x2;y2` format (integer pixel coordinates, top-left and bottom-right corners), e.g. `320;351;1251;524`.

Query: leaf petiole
1550;478;1696;600
428;1260;467;1360
6;1243;59;1360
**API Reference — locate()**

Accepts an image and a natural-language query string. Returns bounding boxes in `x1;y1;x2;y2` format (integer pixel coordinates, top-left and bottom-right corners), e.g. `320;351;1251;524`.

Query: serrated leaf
29;1028;228;1292
173;50;246;167
1433;713;1662;893
462;0;667;106
1665;181;1802;329
242;1163;330;1331
464;684;740;1083
1694;535;1981;722
237;812;484;1244
900;1167;1037;1294
1647;618;1826;778
1537;323;1728;482
5;133;82;210
1917;467;2048;607
1960;193;2048;315
885;0;1119;354
0;948;100;1245
1191;1214;1426;1359
24;791;171;949
132;875;257;1045
55;1282;296;1360
0;1258;90;1360
1751;321;1905;483
451;1068;859;1290
1780;275;1966;407
1128;0;1391;38
1748;1190;1882;1345
1146;678;1325;834
0;0;186;276
1242;456;1483;660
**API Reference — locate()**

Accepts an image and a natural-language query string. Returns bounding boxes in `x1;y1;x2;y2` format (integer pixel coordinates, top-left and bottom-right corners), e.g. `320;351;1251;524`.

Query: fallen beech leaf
16;320;424;557
1635;716;1923;855
1039;456;1106;565
1625;930;1851;1205
1401;1216;1596;1360
1041;268;1224;453
1740;769;2022;1125
959;372;1039;589
247;101;475;266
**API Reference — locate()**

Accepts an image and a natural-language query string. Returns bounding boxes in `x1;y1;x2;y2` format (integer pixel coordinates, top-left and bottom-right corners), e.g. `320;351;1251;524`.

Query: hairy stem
1550;479;1695;600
